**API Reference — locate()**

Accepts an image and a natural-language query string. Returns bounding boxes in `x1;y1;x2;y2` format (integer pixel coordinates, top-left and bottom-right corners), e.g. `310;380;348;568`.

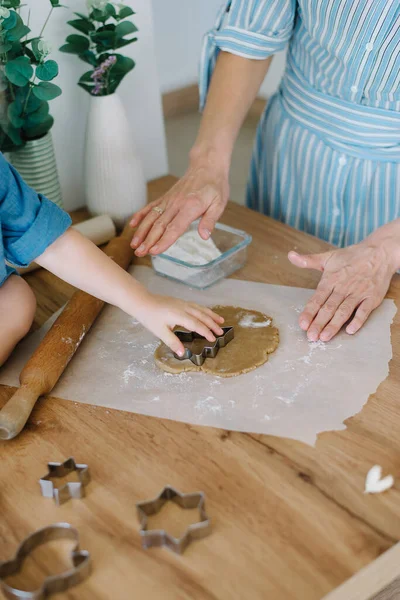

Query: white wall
25;0;168;211
151;0;286;98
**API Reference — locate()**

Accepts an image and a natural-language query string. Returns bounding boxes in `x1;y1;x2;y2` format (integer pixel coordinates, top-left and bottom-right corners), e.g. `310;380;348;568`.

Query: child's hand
135;294;225;356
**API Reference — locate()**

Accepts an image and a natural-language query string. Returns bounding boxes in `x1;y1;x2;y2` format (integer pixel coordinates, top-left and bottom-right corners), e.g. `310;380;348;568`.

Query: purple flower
90;55;117;95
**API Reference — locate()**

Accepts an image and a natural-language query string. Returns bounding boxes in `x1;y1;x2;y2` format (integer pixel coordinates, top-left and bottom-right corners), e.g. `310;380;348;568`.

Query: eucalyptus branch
39;6;53;38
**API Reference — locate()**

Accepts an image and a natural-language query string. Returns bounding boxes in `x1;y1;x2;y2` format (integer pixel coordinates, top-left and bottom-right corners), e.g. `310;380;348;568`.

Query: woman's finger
198;195;225;240
135;205;180;257
306;291;347;341
134;204;178;257
319;295;359;341
130;202;156;231
288;250;329;271
132;207;166;252
346;298;377;335
299;283;334;330
148;197;206;255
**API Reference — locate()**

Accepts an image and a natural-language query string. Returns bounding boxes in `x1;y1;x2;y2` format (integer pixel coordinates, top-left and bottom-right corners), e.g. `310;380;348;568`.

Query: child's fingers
161;328;186;357
193;305;224;323
186;307;224;335
178;315;216;342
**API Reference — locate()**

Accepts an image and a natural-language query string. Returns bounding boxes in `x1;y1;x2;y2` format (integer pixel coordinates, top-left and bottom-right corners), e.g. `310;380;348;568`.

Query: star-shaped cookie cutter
39;458;90;506
136;486;211;554
173;326;234;366
0;522;91;600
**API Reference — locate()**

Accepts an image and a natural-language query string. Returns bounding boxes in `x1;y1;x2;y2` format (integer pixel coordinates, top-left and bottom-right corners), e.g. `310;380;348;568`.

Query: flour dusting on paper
0;267;396;446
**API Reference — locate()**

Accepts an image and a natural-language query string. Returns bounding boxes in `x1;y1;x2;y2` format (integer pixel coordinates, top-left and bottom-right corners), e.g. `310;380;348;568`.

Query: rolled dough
154;306;279;377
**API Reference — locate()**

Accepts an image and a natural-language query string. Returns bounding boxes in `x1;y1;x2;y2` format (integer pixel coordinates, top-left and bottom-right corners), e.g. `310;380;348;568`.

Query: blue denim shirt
0;152;72;286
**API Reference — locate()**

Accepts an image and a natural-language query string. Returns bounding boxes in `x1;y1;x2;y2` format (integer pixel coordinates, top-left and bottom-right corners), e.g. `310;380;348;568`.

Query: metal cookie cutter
173;326;234;366
0;522;91;600
39;458;90;506
136;486;211;555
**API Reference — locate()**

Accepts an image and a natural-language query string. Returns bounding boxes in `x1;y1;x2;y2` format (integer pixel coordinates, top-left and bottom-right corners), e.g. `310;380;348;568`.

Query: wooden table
1;176;400;600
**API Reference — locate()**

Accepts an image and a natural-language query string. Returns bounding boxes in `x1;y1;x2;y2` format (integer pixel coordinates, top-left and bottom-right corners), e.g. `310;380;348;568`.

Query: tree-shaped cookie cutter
173;326;234;366
39;458;90;506
136;486;211;554
0;522;91;600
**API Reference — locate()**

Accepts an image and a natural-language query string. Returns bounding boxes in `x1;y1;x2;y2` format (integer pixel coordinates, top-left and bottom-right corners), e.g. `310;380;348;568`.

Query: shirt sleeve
0;152;72;268
199;0;296;109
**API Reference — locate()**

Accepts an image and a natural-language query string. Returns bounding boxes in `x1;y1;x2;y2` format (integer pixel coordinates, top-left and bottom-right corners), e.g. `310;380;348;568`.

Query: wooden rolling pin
0;220;135;440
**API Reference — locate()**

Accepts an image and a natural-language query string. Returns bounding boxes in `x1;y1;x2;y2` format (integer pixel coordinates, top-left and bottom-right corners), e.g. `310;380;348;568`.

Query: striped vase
9;131;63;208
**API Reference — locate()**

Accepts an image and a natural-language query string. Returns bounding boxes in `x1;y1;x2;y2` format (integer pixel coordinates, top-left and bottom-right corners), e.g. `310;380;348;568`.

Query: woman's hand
288;228;400;342
130;160;229;257
135;294;225;356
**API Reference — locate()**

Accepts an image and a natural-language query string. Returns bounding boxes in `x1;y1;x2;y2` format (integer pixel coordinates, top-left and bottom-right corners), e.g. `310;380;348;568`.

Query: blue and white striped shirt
200;1;400;246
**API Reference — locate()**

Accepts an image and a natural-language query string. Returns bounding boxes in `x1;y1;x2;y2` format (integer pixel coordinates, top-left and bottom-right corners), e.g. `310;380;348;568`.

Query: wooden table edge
322;541;400;599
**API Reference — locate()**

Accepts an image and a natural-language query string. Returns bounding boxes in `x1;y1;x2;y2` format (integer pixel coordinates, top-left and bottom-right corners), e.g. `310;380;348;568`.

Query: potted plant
60;0;146;228
0;0;64;207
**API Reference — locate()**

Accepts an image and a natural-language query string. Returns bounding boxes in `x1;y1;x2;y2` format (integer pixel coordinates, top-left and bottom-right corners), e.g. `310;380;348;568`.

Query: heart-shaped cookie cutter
0;522;91;600
173;326;234;366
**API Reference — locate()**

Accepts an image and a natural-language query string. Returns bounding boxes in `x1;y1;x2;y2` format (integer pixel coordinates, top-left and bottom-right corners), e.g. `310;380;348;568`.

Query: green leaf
107;75;124;95
92;25;116;49
23;47;36;63
91;8;108;23
32;81;62;101
78;82;94;94
118;6;134;19
15;86;42;114
105;3;116;17
74;12;91;21
7;100;23;128
0;42;12;53
5;13;30;42
114;36;137;50
112;54;135;75
23;114;54;139
65;34;90;51
31;38;41;61
3;122;22;145
79;70;94;84
49;0;60;6
78;50;98;66
24;101;49;125
59;33;90;55
36;60;58;81
67;18;94;34
5;56;33;86
6;40;22;57
115;20;137;38
2;10;18;30
1;0;21;8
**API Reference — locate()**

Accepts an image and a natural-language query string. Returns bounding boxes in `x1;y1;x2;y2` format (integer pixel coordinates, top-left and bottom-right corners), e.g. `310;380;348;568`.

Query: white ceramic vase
84;93;146;229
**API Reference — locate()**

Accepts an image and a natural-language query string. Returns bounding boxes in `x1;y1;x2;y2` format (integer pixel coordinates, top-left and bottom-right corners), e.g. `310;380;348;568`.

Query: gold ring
152;206;164;216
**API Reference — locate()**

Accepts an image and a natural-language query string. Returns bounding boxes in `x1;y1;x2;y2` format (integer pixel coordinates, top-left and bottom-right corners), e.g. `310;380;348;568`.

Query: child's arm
35;228;224;356
0;153;223;355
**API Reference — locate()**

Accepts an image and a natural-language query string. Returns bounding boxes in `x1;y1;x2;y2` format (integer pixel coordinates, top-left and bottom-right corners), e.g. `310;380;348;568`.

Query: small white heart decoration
364;465;394;494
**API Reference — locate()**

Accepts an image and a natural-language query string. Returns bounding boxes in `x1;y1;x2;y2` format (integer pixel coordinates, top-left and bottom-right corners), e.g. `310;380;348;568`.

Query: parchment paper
0;267;396;446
